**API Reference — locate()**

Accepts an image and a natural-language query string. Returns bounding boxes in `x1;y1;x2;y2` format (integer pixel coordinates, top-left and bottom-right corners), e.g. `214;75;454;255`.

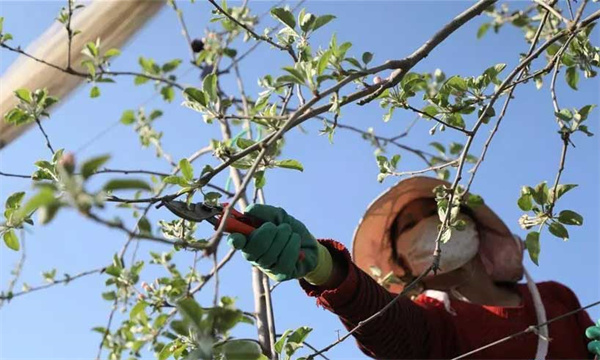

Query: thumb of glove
227;233;247;250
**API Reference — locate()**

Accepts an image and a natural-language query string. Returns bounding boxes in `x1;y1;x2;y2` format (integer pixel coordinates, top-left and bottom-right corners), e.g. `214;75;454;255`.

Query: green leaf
176;298;204;332
282;67;305;84
103;179;151;192
38;202;60;225
104;48;121;58
5;192;25;209
14;88;32;103
558;210;583;226
565;66;579;90
158;343;173;360
89;86;100;98
222;340;264;360
160;86;175;103
362;52;373;65
102;291;117;301
525;231;540;265
288;326;312;345
162;59;182;73
85;41;99;57
130;301;148;320
548;222;569;240
203;192;222;205
138;216;152;235
163;175;188;187
271;8;296;29
20;188;55;218
3;230;19;251
477;23;490;39
134;75;149;85
81;154;110;179
254;171;266;189
179;159;194;182
275;329;293;353
183;87;207;107
4;108;32;125
577;105;595;120
532;182;549;205
275;159;304;172
517;194;533;211
429;142;445;155
236;137;256;150
551;184;577;201
203;73;218;102
312;15;335;31
317;50;331;75
445;76;468;92
466;194;484;208
555;108;573;121
299;13;316;32
120;110;135;125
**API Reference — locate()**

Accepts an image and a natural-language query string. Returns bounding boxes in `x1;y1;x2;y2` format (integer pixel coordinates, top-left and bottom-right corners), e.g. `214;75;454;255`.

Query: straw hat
352;176;523;294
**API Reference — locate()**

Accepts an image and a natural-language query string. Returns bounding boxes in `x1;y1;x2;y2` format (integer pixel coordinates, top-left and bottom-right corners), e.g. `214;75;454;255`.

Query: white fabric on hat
398;215;479;277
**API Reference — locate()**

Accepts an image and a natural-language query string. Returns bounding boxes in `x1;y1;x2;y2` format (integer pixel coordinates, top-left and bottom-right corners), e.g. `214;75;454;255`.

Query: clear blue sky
0;1;598;359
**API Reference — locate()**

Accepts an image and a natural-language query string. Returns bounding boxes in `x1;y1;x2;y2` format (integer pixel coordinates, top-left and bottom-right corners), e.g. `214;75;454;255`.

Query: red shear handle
217;204;305;262
216;204;265;236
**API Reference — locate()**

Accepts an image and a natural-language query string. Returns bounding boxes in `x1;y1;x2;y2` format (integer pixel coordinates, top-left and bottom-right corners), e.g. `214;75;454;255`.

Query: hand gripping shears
161;200;305;261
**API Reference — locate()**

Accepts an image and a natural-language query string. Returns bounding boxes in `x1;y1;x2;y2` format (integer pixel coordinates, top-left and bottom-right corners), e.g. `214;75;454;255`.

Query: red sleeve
551;281;595;357
298;239;458;359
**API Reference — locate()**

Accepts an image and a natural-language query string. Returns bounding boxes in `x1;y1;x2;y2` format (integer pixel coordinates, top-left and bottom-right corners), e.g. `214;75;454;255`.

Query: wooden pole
0;0;164;150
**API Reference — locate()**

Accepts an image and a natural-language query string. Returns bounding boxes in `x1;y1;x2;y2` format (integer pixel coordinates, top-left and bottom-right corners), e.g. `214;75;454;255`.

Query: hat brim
351;176;512;294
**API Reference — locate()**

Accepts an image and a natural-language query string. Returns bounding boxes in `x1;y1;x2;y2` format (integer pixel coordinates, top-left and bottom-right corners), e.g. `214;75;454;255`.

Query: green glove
227;204;331;283
586;320;600;355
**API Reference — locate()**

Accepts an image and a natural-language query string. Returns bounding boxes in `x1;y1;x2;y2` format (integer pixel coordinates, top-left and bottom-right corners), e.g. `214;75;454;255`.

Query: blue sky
0;1;599;359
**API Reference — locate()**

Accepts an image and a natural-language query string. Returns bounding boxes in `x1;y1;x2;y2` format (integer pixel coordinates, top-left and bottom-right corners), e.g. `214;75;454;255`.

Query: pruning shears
160;200;265;236
160;200;306;261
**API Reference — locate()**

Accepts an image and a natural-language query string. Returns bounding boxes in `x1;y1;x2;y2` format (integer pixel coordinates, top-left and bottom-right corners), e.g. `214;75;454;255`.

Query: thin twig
0;171;30;178
35;118;55;155
96;299;118;360
405;104;472;135
391;159;459;178
212;252;220;307
533;0;570;25
0;234;26;308
170;0;195;61
221;0;306;74
65;0;74;70
206;0;297;61
0;43;184;90
465;4;552;193
0;267;104;301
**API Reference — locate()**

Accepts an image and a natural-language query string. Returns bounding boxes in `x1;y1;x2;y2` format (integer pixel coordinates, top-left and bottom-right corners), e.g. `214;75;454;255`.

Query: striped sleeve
299;239;458;359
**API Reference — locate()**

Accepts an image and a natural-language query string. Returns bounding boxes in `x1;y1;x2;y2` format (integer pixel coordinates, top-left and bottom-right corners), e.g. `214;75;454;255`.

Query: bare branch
35;118;55;155
0;43;184;90
0;267;104;301
0;235;26;308
533;0;570;25
206;0;298;61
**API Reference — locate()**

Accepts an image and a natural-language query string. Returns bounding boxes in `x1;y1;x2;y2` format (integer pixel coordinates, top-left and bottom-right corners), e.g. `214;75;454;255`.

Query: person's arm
299;239;458;359
226;205;457;358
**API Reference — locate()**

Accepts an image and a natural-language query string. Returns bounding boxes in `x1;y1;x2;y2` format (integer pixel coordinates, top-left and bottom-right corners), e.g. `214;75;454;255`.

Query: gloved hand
586;320;600;355
226;204;332;284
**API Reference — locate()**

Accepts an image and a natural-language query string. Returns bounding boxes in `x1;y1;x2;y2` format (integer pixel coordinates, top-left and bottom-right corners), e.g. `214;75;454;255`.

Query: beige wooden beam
0;0;165;150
